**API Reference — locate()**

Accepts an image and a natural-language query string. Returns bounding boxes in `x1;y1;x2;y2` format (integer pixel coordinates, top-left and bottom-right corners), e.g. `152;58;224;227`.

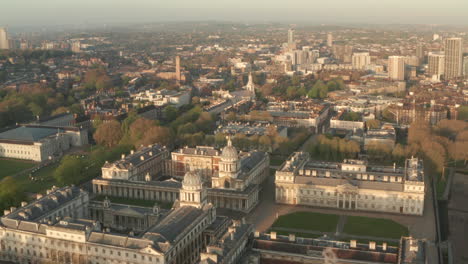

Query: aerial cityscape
0;1;467;264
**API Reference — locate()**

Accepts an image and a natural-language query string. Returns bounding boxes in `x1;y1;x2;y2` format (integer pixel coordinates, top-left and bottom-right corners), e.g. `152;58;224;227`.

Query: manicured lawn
94;195;173;209
0;159;36;179
16;164;59;194
343;216;409;239
271;212;339;233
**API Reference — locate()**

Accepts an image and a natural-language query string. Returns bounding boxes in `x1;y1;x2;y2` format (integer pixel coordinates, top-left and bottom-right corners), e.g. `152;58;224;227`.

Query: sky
1;0;468;27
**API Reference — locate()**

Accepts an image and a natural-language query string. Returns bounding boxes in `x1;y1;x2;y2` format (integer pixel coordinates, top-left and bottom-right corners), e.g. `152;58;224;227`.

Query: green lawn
271;212;339;233
94;195;173;209
0;159;36;179
343;216;409;239
16;164;59;194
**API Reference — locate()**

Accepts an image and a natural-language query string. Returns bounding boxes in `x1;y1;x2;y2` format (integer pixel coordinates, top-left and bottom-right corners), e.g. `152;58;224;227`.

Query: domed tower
219;137;241;180
180;170;207;208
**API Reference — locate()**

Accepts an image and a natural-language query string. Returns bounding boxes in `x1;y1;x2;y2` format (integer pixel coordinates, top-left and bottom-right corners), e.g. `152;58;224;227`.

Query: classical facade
0;175;241;264
275;152;425;215
93;139;269;213
101;144;170;181
0;125;88;162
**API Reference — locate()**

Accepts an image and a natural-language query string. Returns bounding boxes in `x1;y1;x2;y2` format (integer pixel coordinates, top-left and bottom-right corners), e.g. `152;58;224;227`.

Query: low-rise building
0;125;88;162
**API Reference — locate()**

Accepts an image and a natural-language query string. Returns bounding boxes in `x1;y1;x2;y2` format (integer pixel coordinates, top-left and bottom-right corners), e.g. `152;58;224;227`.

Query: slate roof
0;126;60;142
143;206;204;245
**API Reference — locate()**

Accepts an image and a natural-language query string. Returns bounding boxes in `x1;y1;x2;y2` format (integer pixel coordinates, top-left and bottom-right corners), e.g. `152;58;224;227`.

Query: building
266;100;331;133
327;33;333;47
0;177;222;264
427;52;445;80
330;110;365;131
333;45;353;63
247;232;426;264
444;38;463;80
216;122;287;138
94;139;270;213
352;52;371;70
101;144;170;181
287;28;296;50
243;72;256;94
0;27;9;50
0;125;88;162
463;56;468;78
132;88;191;108
388;56;405;81
364;123;397;149
275;153;425;215
416;44;425;64
200;220;252;264
175;56;181;83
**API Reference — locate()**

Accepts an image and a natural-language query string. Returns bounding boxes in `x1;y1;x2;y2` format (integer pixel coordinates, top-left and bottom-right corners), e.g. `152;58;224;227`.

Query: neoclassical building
0;125;88;162
275;152;425;215
101;144;170;181
93;139;270;213
1;174;247;264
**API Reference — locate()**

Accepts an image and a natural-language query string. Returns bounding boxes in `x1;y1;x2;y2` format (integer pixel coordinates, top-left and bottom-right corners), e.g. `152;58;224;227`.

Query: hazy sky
2;0;468;27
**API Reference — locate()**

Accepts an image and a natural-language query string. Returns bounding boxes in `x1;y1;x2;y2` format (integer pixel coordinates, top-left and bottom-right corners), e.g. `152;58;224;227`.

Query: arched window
224;180;230;188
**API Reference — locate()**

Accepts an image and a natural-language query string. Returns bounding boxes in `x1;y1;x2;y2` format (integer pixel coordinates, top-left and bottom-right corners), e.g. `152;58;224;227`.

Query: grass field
343;216;409;239
94;195;174;209
16;164;59;194
271;211;339;233
0;159;36;179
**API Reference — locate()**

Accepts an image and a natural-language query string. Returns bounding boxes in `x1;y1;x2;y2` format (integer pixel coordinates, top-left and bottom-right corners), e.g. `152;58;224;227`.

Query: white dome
221;137;238;160
182;171;202;190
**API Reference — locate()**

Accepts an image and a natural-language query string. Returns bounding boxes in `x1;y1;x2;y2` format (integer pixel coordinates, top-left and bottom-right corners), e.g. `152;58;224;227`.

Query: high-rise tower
327;32;333;47
0;27;9;50
388;56;405;81
444;38;463;80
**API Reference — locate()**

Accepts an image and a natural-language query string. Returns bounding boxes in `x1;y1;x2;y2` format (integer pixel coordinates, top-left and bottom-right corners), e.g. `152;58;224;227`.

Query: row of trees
306;134;360;161
259;75;345;100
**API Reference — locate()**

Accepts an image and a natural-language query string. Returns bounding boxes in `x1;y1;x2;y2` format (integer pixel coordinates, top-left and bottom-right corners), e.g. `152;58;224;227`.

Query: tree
140;126;173;147
163;105;178;122
0;176;26;212
53;155;87;185
457;105;468;120
94;120;123;147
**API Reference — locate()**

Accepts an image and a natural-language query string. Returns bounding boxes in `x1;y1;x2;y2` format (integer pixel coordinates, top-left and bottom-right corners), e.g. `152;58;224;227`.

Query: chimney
36;194;43;199
270;231;277;240
3;210;10;216
289;234;296;242
10;207;16;212
21;201;28;207
121;154;125;159
149;151;153;156
382;242;387;251
254;231;260;238
350;240;357;248
131;150;134;155
369;241;376;250
140;156;145;161
230;232;235;240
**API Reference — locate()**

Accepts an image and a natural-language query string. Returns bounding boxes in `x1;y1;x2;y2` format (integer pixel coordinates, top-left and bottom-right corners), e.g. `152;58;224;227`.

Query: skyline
2;0;468;27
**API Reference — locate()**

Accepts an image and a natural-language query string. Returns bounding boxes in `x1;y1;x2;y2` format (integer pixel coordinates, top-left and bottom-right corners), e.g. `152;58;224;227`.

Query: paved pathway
336;215;347;236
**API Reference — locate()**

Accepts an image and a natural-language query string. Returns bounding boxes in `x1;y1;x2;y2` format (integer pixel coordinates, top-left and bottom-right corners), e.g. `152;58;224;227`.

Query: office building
287;28;294;45
275;153;425;215
416;44;425;64
388;56;405;81
0;27;9;50
352;52;371;70
327;33;333;47
463;56;468;78
444;38;463;79
428;52;445;80
332;44;353;63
